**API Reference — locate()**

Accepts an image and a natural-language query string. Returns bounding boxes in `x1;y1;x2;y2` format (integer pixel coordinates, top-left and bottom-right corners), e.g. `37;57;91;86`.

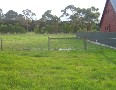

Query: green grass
0;33;77;51
0;33;116;90
0;33;49;51
0;33;103;51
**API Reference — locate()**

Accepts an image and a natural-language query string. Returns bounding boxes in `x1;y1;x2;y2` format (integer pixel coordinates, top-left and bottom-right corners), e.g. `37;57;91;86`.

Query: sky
0;0;106;20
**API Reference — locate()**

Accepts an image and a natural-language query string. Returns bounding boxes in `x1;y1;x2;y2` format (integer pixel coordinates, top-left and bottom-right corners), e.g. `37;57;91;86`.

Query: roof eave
100;0;109;27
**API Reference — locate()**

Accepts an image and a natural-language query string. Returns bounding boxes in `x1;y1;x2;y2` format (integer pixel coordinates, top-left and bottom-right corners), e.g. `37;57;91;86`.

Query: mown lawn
0;33;116;90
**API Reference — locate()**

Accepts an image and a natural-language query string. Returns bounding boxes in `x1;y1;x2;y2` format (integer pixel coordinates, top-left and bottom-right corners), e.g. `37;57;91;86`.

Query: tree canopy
0;5;100;34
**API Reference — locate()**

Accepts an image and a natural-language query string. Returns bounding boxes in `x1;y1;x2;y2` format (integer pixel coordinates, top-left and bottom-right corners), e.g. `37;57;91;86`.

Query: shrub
34;27;40;34
0;24;27;34
0;24;9;34
14;23;27;34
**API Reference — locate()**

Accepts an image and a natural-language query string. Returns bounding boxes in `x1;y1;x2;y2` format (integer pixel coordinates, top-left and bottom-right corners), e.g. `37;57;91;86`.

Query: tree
52;15;60;33
59;21;71;33
83;6;100;31
22;9;36;31
16;14;26;27
40;10;60;33
61;5;77;19
4;10;18;21
61;5;100;32
22;9;36;20
61;5;78;33
0;8;4;21
17;14;25;21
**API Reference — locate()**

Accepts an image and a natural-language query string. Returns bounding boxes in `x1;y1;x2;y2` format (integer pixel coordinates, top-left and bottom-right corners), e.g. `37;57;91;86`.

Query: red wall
100;1;116;32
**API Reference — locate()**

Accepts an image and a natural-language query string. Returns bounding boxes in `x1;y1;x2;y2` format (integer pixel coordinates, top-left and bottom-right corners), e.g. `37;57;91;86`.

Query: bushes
0;24;27;34
34;26;40;34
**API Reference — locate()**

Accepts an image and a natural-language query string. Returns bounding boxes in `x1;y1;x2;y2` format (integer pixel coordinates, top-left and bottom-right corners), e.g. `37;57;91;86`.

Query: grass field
0;33;103;51
0;33;116;90
0;33;76;51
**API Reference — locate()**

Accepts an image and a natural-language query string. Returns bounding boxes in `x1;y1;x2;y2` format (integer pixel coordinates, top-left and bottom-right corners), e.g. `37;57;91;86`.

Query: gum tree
22;9;36;31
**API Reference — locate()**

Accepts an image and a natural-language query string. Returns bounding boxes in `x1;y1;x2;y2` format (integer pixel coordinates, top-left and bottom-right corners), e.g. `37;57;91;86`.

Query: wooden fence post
1;38;3;51
48;36;50;51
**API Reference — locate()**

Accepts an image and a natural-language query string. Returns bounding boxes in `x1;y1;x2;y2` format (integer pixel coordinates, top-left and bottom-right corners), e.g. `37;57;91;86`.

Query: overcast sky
0;0;106;19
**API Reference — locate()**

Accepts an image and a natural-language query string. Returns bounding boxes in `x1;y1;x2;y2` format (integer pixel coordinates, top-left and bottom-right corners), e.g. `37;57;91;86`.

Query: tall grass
0;49;116;90
0;33;104;51
0;33;48;51
0;33;116;89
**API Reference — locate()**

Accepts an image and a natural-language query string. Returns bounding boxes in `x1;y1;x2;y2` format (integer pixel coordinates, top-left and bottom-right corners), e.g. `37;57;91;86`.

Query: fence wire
0;37;114;51
48;37;105;51
0;38;48;51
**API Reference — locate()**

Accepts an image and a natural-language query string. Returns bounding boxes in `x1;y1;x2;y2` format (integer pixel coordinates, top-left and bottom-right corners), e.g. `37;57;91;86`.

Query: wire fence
48;37;104;51
48;37;84;51
0;37;113;51
0;38;48;51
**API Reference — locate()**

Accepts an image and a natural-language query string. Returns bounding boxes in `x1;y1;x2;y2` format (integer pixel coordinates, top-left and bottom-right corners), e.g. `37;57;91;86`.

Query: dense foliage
0;5;100;34
0;24;26;34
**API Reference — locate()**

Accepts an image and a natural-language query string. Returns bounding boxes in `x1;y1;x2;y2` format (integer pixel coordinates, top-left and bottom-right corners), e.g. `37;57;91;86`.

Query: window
105;26;107;30
108;9;109;13
108;24;110;32
106;9;110;14
105;24;110;32
106;10;107;14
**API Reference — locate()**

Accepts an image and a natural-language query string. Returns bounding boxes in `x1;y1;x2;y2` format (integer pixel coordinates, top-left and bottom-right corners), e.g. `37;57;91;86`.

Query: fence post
1;38;3;51
84;37;87;50
48;36;50;51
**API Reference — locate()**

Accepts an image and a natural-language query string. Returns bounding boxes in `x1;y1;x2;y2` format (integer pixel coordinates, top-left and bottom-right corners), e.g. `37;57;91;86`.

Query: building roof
110;0;116;12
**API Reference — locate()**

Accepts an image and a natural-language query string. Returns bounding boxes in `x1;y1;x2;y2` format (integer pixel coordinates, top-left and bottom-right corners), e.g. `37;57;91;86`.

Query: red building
100;0;116;32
